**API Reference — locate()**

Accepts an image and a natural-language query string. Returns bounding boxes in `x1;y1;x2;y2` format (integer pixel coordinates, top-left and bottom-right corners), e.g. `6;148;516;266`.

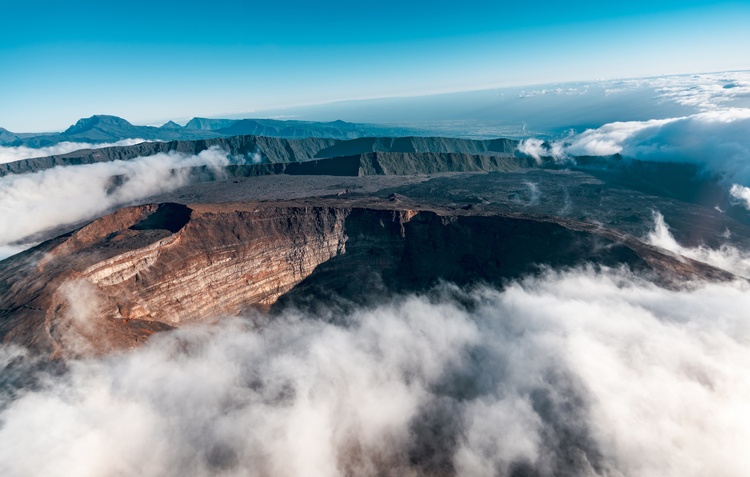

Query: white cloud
568;109;750;168
516;71;750;114
519;108;750;203
647;211;750;278
517;137;568;164
1;268;750;476
0;147;230;260
646;71;750;111
513;72;750;111
517;86;590;98
730;184;750;209
0;139;150;164
516;138;545;163
595;72;750;111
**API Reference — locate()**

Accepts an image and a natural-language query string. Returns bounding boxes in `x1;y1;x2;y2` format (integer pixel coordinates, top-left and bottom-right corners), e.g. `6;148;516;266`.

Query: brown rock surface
0;199;734;357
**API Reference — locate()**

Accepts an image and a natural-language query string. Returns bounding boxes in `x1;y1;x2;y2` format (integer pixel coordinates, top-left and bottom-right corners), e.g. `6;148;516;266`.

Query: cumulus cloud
647;211;750;278
517;138;567;164
516;138;545;163
730;184;750;209
563;109;750;168
0;147;230;259
518;108;750;205
1;268;750;476
0;139;149;164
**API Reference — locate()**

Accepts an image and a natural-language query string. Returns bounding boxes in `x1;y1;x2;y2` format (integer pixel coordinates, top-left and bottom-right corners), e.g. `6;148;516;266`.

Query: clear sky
1;0;749;132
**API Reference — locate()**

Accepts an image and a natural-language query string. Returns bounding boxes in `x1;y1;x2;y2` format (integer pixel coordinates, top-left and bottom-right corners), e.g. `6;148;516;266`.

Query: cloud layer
1;268;750;477
515;72;750;112
648;72;750;111
0;139;149;164
0;148;230;259
518;108;750;208
563;109;750;167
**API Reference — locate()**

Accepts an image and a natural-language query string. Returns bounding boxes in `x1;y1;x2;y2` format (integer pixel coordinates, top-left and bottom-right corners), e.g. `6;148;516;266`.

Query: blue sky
1;0;749;132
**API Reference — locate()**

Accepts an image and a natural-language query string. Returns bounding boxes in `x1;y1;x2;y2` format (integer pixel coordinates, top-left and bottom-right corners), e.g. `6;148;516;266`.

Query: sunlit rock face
0;199;731;357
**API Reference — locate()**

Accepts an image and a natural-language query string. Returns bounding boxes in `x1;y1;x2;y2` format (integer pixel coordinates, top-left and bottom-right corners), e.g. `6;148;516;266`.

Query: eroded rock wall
0;200;732;357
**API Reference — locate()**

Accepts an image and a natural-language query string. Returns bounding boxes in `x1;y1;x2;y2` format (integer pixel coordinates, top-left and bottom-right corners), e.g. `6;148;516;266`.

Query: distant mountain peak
184;117;238;130
160;120;182;129
63;115;133;135
0;126;21;146
7;116;425;147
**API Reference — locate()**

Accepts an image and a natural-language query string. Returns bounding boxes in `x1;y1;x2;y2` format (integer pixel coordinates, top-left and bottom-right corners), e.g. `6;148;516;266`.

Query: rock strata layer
0;200;732;357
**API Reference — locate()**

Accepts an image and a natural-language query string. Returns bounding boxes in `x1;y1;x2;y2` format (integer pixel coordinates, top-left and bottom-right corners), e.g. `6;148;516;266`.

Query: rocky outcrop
0;200;733;357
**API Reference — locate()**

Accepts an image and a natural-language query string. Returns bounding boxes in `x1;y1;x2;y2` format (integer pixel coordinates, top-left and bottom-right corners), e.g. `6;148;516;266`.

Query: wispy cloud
0;148;230;259
1;268;750;476
510;72;750;112
517;86;590;98
0;139;149;164
647;211;750;278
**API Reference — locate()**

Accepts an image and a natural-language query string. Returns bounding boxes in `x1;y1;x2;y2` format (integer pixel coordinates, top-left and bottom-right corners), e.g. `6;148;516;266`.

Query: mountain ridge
0;135;520;177
0;127;21;146
0;115;426;147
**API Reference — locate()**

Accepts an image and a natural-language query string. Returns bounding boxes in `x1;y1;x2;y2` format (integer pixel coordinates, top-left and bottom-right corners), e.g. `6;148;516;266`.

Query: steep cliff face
0;200;732;357
0;202;350;356
218;152;534;178
0;135;521;177
0;136;339;176
313;136;518;158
